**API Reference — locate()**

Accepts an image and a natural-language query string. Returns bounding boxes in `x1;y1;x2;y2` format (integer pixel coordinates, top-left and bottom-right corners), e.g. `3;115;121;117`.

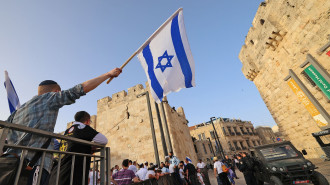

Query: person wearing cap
145;165;158;180
5;68;121;185
213;157;231;185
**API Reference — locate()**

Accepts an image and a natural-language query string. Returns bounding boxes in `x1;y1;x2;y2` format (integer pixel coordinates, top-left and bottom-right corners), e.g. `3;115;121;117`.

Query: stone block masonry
96;83;197;166
239;0;330;159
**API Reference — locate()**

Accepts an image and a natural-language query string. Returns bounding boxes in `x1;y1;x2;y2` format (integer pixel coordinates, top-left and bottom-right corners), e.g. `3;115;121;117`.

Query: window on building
257;140;261;145
222;127;227;135
252;140;256;146
202;133;206;140
198;134;202;140
240;141;244;149
233;141;238;148
194;144;198;153
240;127;245;134
233;127;239;135
210;131;215;139
246;140;251;147
203;143;207;154
209;144;213;154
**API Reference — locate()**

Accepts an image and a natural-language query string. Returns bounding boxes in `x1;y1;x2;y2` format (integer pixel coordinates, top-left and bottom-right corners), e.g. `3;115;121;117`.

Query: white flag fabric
137;10;195;103
4;70;21;113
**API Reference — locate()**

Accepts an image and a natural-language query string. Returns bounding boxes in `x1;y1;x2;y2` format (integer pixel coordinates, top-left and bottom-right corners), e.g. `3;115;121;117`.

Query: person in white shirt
136;163;148;181
214;157;231;185
113;165;119;175
145;165;157;180
179;161;187;185
128;160;137;173
197;159;211;185
197;168;205;185
88;169;100;185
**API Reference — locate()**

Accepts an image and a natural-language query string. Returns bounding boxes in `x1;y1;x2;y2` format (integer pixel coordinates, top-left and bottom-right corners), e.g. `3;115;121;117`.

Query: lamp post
207;137;215;156
210;117;225;159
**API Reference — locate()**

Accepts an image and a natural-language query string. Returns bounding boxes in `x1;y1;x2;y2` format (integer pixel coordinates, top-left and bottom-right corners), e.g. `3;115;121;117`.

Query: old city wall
239;0;330;159
96;83;197;166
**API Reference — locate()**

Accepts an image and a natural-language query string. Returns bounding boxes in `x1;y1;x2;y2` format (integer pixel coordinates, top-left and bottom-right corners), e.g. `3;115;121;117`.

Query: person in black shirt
49;111;108;185
184;158;200;185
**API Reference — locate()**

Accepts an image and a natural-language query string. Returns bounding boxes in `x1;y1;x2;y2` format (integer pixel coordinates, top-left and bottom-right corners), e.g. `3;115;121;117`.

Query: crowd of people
105;152;212;185
0;67;260;185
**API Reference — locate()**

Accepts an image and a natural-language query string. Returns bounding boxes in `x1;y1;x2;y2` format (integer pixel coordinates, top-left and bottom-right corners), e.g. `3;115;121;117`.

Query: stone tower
239;0;330;159
96;83;197;166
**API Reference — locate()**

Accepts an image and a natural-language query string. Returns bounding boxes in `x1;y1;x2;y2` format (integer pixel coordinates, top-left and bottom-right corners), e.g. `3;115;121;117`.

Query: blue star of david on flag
155;50;174;72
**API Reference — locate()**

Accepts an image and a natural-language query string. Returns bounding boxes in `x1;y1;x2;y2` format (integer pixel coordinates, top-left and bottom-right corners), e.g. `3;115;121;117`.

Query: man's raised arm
82;68;122;93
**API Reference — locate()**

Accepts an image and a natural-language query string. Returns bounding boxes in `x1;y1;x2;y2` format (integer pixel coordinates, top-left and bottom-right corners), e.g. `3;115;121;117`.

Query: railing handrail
0;120;105;148
4;144;104;158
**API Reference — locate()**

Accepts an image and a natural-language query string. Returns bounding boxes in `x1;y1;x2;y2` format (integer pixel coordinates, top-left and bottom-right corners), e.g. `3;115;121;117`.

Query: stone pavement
207;160;330;185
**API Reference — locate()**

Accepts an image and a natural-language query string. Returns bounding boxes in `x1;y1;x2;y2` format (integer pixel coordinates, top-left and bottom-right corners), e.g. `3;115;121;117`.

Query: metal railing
0;120;111;185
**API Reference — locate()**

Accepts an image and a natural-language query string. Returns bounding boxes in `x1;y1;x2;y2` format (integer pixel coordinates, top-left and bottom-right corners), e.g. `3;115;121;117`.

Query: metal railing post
0;128;9;155
55;154;62;185
106;147;111;185
70;155;76;185
13;150;27;185
100;148;106;185
36;151;46;185
82;156;86;185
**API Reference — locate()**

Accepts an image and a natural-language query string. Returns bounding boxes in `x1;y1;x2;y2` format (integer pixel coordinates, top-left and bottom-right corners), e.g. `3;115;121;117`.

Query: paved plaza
207;160;330;185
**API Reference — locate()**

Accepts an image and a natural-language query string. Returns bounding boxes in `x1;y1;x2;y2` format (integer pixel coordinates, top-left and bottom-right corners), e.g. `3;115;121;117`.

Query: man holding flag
4;68;121;185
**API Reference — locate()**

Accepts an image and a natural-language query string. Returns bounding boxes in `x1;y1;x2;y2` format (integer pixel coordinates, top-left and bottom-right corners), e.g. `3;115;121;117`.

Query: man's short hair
74;111;91;123
129;160;132;164
122;159;129;167
38;80;60;95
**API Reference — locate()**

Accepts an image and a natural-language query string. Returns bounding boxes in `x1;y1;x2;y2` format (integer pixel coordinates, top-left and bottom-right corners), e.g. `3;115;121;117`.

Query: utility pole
210;117;225;159
207;137;216;156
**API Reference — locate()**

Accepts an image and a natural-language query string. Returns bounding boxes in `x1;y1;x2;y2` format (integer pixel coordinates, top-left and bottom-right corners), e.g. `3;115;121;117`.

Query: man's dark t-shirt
184;163;197;177
57;123;98;185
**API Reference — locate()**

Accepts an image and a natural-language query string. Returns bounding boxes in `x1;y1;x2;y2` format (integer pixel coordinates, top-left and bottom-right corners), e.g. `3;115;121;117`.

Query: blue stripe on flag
171;15;193;88
7;99;15;113
142;45;164;101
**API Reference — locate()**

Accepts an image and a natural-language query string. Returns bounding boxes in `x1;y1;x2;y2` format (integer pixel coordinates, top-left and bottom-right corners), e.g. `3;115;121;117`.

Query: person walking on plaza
197;159;211;185
4;68;121;185
237;153;257;185
184;158;200;185
214;157;231;185
112;159;140;185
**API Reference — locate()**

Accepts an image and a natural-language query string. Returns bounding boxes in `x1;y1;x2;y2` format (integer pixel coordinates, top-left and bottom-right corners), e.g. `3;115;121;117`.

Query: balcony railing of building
241;146;247;150
235;146;241;150
0;120;111;185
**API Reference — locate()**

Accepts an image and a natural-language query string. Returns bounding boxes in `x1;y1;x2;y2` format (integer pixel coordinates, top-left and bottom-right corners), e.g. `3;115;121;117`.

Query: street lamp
210;117;225;159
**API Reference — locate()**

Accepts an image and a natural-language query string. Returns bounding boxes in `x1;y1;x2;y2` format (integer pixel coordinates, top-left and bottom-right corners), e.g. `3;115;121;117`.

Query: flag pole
106;8;183;84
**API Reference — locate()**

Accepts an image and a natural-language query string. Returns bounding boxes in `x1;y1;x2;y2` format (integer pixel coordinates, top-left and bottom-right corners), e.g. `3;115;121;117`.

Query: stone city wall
96;83;197;166
239;0;330;159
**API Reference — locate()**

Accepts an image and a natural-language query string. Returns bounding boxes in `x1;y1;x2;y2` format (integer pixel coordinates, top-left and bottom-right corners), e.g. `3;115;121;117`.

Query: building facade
193;139;215;166
238;0;330;159
190;118;262;157
96;83;198;166
255;126;277;145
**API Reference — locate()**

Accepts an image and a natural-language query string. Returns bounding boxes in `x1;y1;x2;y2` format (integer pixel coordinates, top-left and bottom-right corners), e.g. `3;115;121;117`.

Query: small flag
4;71;21;113
137;9;195;103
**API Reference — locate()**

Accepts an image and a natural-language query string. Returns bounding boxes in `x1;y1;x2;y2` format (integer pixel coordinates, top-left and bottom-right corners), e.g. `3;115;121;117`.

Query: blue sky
0;0;276;133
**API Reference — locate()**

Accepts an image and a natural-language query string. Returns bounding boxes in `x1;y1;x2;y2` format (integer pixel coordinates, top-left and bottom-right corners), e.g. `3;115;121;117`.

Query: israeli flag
137;9;195;103
4;70;20;113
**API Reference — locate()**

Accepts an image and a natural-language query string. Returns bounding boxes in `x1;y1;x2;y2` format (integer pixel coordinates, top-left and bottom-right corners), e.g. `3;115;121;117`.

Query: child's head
197;168;201;173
